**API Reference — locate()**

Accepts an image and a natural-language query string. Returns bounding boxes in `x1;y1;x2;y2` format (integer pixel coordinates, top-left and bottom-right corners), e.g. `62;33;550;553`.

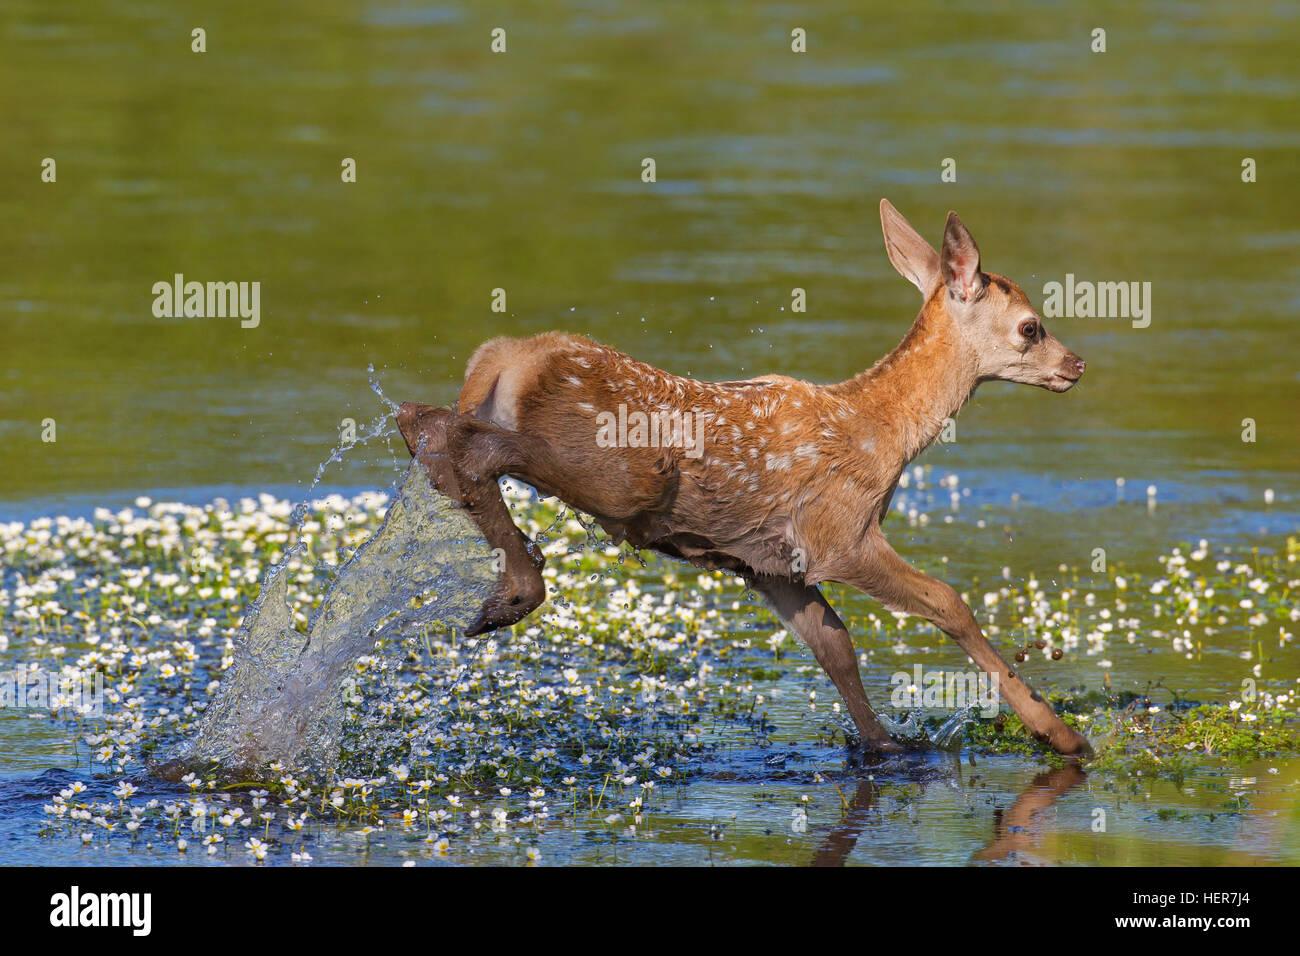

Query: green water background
2;0;1297;507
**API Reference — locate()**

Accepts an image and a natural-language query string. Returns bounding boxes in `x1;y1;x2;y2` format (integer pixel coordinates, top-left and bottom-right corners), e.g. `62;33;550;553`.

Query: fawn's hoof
1049;726;1093;759
847;735;907;766
465;566;546;637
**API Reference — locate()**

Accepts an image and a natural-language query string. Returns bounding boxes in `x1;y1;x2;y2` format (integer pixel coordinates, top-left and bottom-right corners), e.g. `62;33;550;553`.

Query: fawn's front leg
846;531;1091;757
752;577;900;753
396;403;546;635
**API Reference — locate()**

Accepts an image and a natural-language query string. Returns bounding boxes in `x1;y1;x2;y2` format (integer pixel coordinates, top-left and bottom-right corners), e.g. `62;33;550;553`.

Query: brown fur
395;200;1090;757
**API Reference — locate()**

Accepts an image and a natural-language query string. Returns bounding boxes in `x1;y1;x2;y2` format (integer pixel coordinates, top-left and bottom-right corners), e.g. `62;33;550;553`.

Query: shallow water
1;469;1296;866
1;0;1298;864
11;753;1298;866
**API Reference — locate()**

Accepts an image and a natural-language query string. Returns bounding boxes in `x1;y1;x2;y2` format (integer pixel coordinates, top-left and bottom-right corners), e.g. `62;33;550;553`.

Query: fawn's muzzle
1049;353;1086;391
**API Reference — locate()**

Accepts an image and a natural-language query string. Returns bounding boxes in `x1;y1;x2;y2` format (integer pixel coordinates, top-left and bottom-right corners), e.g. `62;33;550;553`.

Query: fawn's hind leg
752;576;900;753
396;402;546;636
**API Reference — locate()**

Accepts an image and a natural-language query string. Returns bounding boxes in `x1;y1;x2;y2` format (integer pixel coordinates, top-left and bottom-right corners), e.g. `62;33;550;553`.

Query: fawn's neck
835;288;981;467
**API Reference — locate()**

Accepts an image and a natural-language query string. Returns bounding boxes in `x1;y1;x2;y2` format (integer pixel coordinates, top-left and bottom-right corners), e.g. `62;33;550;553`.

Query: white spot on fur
794;443;819;461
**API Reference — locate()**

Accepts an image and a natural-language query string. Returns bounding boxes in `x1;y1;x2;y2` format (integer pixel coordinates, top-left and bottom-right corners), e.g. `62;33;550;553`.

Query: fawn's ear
940;211;983;302
879;198;940;296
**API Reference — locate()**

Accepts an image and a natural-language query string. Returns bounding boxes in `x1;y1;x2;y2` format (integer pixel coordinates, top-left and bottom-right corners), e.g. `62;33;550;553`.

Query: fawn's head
879;199;1085;392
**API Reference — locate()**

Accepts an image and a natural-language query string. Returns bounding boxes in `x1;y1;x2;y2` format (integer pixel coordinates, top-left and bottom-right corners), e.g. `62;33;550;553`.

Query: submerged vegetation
963;696;1299;778
1;467;1295;863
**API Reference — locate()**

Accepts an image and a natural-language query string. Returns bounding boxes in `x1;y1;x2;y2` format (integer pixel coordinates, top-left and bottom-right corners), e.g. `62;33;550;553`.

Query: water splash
156;460;495;780
367;362;401;414
878;703;983;752
879;711;929;747
290;391;404;530
929;704;982;751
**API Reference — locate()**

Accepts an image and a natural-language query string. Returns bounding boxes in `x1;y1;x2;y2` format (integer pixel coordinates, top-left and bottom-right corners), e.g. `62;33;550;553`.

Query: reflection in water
972;765;1087;864
811;762;1087;866
812;775;879;867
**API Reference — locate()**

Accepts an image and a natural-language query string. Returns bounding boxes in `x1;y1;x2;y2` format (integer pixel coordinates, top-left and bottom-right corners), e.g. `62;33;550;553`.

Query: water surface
1;0;1297;866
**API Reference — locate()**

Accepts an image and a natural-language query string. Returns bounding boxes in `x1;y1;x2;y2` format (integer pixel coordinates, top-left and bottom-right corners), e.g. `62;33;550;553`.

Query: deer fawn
395;200;1091;757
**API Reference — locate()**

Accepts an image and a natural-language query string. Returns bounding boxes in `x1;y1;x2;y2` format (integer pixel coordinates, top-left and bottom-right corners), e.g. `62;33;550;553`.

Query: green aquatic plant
960;693;1299;781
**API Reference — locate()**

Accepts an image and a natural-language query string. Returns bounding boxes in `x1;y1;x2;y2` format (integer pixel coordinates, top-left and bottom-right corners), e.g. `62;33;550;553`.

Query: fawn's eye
1018;320;1038;340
